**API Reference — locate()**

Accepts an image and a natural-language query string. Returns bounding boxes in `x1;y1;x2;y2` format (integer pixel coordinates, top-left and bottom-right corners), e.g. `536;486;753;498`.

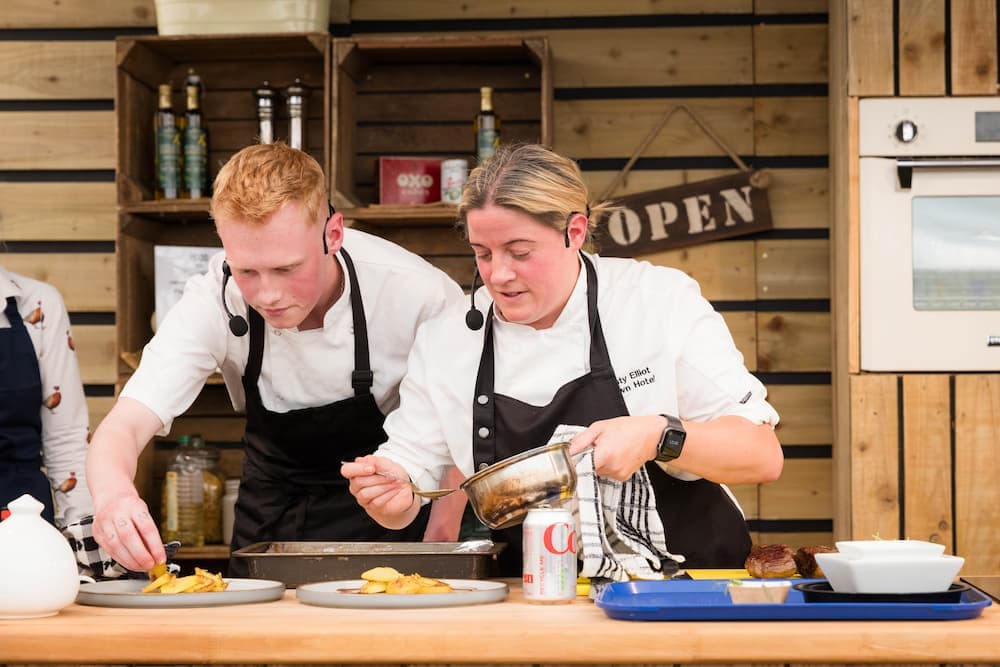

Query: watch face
657;415;685;461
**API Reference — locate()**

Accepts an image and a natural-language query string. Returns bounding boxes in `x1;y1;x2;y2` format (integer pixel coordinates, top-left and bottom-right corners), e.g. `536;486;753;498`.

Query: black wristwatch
654;414;686;462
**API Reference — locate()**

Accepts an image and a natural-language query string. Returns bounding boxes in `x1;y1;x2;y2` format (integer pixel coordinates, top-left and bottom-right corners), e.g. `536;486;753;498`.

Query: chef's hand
92;490;166;572
569;415;668;481
341;455;420;529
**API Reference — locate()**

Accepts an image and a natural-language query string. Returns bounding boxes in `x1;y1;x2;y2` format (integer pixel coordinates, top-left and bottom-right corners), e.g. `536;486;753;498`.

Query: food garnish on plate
358;566;452;595
142;566;228;594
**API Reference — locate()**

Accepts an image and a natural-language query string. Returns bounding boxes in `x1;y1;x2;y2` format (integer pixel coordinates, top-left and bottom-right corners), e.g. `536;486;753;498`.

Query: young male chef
87;143;463;575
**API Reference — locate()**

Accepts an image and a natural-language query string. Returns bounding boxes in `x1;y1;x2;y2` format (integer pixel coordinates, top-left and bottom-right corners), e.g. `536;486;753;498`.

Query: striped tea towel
575;450;683;581
545;425;684;583
63;515;181;580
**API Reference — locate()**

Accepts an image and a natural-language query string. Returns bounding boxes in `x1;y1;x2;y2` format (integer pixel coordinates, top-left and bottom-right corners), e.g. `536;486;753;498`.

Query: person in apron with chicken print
343;144;783;575
1;266;94;528
0;294;55;523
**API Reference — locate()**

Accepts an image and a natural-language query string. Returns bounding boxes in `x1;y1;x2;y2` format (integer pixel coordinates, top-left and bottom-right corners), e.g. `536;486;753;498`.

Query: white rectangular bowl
815;552;964;594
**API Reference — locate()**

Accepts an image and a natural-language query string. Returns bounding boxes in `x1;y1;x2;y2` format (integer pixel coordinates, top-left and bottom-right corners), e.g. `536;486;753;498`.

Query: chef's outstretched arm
569;414;782;485
86;397;167;571
342;455;424;530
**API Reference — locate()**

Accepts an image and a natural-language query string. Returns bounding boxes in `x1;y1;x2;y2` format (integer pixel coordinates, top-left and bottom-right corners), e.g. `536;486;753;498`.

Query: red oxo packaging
377;157;442;204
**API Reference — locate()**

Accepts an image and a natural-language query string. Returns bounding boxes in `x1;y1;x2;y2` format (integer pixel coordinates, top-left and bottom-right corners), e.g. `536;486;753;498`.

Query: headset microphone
465;265;484;331
221;261;249;337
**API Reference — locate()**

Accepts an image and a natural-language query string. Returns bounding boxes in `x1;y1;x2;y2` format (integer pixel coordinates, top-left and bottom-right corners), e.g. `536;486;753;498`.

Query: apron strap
471;308;498;471
245;306;266;388
339;249;375;396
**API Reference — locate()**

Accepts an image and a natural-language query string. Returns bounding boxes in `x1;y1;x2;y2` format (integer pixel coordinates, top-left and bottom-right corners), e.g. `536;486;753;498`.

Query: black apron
0;296;55;523
472;256;750;576
228;250;429;576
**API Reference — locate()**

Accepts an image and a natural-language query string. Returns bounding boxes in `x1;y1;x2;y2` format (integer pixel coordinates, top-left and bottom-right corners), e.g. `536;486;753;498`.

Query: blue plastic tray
595;579;992;621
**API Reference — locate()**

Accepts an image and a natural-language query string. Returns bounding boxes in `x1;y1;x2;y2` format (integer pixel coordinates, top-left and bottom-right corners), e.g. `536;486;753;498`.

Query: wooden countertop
1;581;997;665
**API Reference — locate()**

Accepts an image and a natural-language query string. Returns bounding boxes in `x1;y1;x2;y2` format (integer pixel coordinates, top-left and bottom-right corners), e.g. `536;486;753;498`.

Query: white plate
76;578;285;608
296;579;508;609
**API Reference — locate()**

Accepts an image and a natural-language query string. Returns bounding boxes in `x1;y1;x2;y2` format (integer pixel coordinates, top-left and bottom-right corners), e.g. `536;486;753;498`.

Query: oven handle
897;157;1000;189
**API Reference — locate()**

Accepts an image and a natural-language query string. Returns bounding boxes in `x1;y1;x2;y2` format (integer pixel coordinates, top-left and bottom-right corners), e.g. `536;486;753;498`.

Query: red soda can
522;506;577;603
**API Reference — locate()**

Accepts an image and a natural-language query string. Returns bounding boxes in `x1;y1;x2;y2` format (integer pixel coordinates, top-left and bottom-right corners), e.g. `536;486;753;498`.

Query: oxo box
377;157;441;204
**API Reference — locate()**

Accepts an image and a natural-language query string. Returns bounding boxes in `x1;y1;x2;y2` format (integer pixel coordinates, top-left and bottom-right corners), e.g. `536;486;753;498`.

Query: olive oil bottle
154;84;181;199
182;69;208;199
475;86;500;163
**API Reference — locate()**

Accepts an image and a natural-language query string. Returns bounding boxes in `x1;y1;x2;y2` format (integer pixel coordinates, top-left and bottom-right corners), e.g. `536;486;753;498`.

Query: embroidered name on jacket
618;366;655;393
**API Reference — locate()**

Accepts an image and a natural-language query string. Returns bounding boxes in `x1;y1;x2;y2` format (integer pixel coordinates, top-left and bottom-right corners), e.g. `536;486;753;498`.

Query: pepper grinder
285;78;307;150
254;81;276;145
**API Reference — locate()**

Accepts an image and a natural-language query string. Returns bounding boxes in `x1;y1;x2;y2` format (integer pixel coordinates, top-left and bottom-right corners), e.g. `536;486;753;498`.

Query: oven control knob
895;119;918;143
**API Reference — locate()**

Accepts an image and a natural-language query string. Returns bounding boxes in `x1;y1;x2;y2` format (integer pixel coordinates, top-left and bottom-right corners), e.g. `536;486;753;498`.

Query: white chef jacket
122;228;464;435
379;252;780;492
0;266;94;526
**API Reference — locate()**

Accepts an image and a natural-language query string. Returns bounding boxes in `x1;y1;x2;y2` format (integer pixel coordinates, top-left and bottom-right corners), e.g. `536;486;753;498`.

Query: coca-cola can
440;158;468;204
522;506;577;604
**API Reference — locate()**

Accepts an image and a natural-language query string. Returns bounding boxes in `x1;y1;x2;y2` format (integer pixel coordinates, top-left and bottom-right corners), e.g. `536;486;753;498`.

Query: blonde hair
456;143;615;245
211;142;326;226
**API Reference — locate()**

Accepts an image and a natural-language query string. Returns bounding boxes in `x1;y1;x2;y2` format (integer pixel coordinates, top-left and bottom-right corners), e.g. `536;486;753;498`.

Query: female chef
344;143;783;576
87;143;464;574
1;263;94;527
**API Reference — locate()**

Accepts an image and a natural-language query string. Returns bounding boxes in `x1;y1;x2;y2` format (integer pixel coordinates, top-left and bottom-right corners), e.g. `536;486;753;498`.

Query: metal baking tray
231;540;504;587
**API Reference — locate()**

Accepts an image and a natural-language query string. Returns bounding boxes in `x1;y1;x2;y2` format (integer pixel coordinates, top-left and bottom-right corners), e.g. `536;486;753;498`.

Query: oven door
860;157;1000;371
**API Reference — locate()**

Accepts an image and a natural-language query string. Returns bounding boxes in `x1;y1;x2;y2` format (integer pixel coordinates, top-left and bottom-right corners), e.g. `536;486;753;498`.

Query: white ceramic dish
726;580;791;604
834;539;945;559
76;578;285;608
815;552;964;594
296;579;508;609
0;494;85;619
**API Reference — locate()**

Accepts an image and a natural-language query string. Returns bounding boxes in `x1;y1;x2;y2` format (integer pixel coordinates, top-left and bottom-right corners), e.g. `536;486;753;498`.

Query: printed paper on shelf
154;245;219;329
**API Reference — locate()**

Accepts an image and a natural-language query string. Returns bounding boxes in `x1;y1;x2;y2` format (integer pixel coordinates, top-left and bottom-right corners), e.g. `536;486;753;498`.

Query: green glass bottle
183;70;208;199
475;86;500;163
154;84;180;200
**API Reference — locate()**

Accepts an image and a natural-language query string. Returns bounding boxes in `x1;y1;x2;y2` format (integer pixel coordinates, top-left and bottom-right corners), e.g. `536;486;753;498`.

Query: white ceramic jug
0;494;84;619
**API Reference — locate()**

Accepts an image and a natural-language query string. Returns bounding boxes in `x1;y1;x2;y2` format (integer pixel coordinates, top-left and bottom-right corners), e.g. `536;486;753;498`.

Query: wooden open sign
594;170;772;257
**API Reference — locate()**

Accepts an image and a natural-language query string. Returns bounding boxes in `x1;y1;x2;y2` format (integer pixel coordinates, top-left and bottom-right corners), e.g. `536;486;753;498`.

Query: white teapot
0;494;83;618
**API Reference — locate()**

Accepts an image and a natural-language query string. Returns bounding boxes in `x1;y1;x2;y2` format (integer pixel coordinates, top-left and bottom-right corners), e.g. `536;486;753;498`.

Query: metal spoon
341;462;458;499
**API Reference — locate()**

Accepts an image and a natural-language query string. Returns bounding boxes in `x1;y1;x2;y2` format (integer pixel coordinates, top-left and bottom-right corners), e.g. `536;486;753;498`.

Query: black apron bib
0;296;55;523
228;250;429;576
472;256;750;576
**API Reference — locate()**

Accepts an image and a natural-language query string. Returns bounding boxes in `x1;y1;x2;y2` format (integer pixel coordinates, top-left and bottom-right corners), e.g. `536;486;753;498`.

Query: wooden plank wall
1;0;834;551
833;0;1000;575
347;0;833;549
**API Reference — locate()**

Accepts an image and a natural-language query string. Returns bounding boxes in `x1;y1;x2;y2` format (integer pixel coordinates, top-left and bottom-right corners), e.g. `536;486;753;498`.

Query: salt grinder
286;78;307;150
254;81;276;145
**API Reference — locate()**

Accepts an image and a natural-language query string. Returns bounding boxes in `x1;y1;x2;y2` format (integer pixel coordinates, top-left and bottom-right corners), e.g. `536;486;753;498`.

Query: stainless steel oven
859;97;1000;372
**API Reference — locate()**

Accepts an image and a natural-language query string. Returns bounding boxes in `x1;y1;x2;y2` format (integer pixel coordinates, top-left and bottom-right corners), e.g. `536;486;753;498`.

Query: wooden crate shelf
116;33;330;206
330;35;552;225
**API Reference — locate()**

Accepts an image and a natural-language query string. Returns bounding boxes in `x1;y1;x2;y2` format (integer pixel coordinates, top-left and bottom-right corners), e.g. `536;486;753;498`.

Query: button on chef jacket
121;228;464;552
0;266;93;527
378;253;780;556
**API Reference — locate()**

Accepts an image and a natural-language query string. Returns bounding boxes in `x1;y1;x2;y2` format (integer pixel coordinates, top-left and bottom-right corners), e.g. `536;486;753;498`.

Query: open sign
596;170;772;257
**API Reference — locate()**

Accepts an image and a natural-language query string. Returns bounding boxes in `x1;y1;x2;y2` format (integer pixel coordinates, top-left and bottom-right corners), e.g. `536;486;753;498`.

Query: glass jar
194;440;225;544
161;435;204;547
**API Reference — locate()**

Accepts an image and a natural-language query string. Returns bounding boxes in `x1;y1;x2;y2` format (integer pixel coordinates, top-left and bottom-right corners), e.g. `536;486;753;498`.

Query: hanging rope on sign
599;103;769;202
